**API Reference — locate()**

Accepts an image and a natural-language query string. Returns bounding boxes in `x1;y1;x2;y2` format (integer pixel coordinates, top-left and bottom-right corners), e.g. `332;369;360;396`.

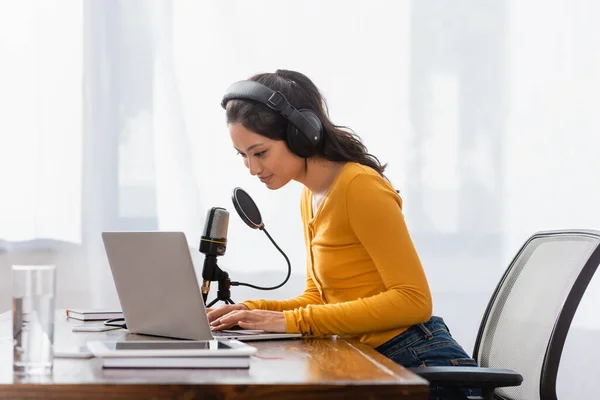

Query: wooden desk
0;311;428;399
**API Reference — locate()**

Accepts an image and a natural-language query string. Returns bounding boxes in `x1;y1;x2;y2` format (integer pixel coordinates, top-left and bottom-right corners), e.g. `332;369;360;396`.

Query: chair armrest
409;366;523;389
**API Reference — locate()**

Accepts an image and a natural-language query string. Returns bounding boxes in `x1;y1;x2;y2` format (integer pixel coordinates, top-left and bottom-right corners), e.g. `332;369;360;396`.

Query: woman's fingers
207;304;249;322
211;310;253;330
210;310;286;333
237;320;260;330
211;318;238;330
206;308;226;323
206;305;238;323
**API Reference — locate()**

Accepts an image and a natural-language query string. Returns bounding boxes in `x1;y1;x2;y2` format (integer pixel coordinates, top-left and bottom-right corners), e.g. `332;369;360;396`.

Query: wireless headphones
221;80;323;158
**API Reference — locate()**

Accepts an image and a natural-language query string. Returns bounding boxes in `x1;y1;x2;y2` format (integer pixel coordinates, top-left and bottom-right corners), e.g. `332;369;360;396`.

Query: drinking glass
12;265;56;375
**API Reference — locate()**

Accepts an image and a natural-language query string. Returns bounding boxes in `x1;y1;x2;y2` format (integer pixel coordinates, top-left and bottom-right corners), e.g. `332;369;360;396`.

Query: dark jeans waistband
376;316;448;353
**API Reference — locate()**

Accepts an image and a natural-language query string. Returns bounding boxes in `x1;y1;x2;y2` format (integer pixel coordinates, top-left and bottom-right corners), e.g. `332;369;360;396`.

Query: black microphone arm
230;227;291;291
228;187;292;292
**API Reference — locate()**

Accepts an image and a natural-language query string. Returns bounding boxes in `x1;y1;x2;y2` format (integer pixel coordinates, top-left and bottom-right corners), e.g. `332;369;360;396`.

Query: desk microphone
199;207;229;303
198;189;292;306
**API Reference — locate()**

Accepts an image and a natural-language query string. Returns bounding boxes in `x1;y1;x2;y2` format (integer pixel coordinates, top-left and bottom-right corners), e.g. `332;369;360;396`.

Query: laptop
101;231;301;342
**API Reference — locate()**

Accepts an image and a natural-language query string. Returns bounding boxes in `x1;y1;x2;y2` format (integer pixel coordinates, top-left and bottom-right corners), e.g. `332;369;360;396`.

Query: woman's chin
264;178;287;190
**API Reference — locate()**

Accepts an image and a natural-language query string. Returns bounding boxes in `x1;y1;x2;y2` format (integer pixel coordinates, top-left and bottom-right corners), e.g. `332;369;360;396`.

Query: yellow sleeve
284;173;432;336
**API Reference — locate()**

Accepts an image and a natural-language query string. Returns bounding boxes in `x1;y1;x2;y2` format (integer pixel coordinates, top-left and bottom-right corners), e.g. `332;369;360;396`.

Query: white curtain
0;0;82;244
1;1;599;396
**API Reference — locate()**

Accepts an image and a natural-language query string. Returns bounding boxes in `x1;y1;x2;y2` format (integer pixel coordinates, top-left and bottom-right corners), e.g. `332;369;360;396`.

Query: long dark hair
225;69;387;176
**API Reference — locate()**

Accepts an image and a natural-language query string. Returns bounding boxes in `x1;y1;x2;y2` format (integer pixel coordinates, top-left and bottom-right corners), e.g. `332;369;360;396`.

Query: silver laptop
101;231;301;342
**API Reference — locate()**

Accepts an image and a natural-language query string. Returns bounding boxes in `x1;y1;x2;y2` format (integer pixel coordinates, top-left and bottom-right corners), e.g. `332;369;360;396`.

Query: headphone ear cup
302;110;323;139
285;124;306;158
286;110;322;158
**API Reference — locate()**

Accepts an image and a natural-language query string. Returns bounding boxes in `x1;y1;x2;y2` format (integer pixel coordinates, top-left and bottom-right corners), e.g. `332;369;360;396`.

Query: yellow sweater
242;162;432;348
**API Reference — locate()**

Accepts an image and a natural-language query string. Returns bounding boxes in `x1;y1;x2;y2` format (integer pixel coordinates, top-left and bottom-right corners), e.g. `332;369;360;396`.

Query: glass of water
12;265;56;375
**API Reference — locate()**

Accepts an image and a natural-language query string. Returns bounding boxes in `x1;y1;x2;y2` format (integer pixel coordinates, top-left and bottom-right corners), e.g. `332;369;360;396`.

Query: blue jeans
375;316;482;400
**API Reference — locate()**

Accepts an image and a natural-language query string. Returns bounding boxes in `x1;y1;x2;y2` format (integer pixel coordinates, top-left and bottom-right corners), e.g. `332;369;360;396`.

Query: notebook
101;231;302;342
66;309;123;321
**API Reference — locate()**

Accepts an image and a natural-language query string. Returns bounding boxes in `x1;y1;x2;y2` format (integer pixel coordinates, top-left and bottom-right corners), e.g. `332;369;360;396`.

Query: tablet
72;325;122;332
87;340;257;358
54;345;95;359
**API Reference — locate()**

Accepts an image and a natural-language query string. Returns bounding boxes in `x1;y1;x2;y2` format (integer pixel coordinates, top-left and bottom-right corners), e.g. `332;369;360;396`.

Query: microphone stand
201;227;293;309
202;255;235;307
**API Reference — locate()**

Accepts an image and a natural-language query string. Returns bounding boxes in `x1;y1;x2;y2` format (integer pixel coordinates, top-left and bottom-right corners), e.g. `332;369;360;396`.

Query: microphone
230;187;291;291
199;207;229;303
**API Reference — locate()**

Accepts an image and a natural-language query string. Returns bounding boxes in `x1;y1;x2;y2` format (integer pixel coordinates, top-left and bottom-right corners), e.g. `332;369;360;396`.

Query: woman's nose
247;159;262;176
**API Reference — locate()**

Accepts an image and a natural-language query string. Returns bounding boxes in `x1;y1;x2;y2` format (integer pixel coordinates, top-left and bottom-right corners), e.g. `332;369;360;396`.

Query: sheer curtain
0;1;82;244
0;0;85;307
1;1;599;396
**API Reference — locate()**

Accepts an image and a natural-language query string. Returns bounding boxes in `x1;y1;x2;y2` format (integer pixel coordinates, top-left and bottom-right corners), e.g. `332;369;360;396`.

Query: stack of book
66;309;123;321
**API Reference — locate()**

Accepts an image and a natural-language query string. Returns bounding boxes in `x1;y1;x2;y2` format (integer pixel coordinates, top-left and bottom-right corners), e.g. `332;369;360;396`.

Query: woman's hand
211;309;286;333
206;304;248;324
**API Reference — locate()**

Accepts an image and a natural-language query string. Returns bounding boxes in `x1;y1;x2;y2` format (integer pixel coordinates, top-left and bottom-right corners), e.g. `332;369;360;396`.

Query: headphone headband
221;80;322;154
221;80;275;109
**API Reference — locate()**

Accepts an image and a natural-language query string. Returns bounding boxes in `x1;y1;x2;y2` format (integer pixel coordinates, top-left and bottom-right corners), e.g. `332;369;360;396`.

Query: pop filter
229;187;291;291
232;187;264;230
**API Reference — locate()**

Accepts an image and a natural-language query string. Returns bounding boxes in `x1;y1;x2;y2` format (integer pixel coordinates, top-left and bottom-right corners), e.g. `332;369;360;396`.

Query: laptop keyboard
211;330;240;337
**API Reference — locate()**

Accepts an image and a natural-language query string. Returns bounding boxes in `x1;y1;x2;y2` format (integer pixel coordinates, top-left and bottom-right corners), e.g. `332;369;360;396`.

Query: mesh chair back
474;230;600;400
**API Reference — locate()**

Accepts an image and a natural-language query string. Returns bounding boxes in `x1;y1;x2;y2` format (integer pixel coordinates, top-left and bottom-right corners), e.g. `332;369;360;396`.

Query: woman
208;69;480;399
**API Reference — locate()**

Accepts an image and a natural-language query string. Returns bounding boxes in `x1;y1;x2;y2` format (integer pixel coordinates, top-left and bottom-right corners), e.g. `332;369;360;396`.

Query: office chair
411;229;600;400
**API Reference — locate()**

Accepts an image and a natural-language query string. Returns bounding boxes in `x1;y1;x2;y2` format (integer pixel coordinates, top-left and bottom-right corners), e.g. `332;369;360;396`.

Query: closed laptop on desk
101;231;301;341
